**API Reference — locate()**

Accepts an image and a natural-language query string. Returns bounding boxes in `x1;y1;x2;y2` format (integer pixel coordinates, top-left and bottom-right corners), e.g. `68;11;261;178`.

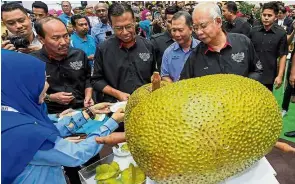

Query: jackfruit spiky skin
125;74;282;184
125;81;170;121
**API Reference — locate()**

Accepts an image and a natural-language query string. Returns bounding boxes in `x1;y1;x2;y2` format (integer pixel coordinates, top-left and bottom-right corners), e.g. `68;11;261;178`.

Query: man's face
171;16;192;46
192;11;221;44
39;20;70;57
74;18;89;36
261;9;276;27
278;10;285;19
166;14;174;32
161;9;165;19
145;12;152;21
292;10;295;18
86;7;94;14
95;5;108;21
61;2;72;15
33;7;47;21
222;5;231;21
2;9;32;38
73;8;82;15
111;12;135;43
177;1;185;8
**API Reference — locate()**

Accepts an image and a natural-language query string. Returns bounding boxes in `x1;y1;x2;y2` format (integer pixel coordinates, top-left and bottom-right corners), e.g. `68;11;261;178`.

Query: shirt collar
259;25;276;34
119;36;137;49
73;32;88;42
204;33;232;54
41;46;67;61
173;38;198;51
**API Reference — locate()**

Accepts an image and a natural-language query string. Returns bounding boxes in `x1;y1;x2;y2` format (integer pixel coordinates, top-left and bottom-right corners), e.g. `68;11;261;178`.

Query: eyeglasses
113;23;135;33
96;9;106;13
193;19;215;32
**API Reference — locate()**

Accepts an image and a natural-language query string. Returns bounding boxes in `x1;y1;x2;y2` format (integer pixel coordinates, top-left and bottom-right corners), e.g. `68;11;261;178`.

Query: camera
7;36;30;49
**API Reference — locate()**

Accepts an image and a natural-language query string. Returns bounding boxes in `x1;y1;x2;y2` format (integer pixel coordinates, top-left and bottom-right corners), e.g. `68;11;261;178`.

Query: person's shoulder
137;36;153;46
163;42;177;54
151;32;166;39
228;32;250;41
68;47;87;58
251;24;263;31
273;24;288;34
99;35;117;49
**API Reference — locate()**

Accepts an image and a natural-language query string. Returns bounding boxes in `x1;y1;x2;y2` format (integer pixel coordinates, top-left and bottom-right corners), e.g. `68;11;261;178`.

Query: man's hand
50;92;75;105
290;71;295;88
274;76;283;89
88;54;94;60
116;92;130;101
95;132;126;146
84;96;94;107
111;108;125;123
17;45;41;53
1;40;15;50
89;102;112;114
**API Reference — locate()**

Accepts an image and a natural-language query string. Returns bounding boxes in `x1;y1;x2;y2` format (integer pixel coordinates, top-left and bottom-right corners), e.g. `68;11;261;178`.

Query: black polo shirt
249;24;288;84
91;35;157;102
223;17;251;37
31;47;92;113
151;31;174;67
180;33;263;81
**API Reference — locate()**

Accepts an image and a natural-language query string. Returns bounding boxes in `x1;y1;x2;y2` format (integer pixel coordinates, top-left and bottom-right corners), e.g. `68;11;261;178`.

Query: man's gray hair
193;2;222;19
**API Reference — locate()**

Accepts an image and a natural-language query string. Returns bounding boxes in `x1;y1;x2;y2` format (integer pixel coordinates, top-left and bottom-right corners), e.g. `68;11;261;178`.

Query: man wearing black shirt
222;1;251;37
91;3;157;103
180;3;262;81
32;17;93;114
250;2;288;91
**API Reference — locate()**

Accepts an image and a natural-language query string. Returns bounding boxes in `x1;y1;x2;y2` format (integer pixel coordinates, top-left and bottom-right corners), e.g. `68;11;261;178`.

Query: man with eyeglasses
180;2;263;81
91;2;157;104
91;3;113;45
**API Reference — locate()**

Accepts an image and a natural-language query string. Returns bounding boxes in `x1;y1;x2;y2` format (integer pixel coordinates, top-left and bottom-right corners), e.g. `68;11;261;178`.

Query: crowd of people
1;1;295;184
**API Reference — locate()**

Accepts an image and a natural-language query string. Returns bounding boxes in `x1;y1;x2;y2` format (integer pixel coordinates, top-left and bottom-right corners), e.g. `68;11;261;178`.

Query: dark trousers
264;84;273;92
64;153;101;184
282;62;295;111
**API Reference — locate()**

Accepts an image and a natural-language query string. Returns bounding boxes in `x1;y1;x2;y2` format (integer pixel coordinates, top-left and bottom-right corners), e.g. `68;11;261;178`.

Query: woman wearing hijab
139;11;153;39
1;50;125;184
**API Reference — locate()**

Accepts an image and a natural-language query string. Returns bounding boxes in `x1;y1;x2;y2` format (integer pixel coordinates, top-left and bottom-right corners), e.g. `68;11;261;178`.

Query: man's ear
37;35;45;45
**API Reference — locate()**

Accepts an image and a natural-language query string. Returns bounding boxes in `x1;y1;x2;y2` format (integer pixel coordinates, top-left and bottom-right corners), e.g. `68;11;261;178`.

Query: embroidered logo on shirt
172;55;180;60
256;60;263;70
70;61;83;70
231;52;244;63
139;53;150;62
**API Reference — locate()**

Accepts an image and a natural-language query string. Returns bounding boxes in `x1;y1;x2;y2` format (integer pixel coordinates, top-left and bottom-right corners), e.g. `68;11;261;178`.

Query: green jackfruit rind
125;81;170;121
125;74;282;184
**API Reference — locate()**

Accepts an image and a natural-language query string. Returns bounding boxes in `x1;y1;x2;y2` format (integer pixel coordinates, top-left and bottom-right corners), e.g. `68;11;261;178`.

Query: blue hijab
1;50;59;184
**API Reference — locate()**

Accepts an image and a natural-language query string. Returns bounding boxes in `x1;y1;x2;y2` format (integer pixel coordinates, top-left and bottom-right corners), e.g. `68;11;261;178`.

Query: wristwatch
45;94;51;102
85;108;95;120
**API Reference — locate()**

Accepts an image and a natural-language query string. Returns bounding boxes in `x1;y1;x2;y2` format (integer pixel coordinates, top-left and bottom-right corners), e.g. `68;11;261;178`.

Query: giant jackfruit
125;74;282;184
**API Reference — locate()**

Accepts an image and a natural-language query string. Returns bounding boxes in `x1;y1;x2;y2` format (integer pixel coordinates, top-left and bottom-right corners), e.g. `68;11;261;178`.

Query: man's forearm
287;30;295;45
102;85;122;99
277;55;287;77
85;87;93;98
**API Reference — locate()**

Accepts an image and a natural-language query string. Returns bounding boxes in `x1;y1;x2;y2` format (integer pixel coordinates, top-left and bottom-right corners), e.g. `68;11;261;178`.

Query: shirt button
34;122;38;125
264;34;266;35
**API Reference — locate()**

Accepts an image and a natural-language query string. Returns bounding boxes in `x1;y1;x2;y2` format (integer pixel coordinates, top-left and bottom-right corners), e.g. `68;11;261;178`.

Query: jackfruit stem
151;72;161;92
